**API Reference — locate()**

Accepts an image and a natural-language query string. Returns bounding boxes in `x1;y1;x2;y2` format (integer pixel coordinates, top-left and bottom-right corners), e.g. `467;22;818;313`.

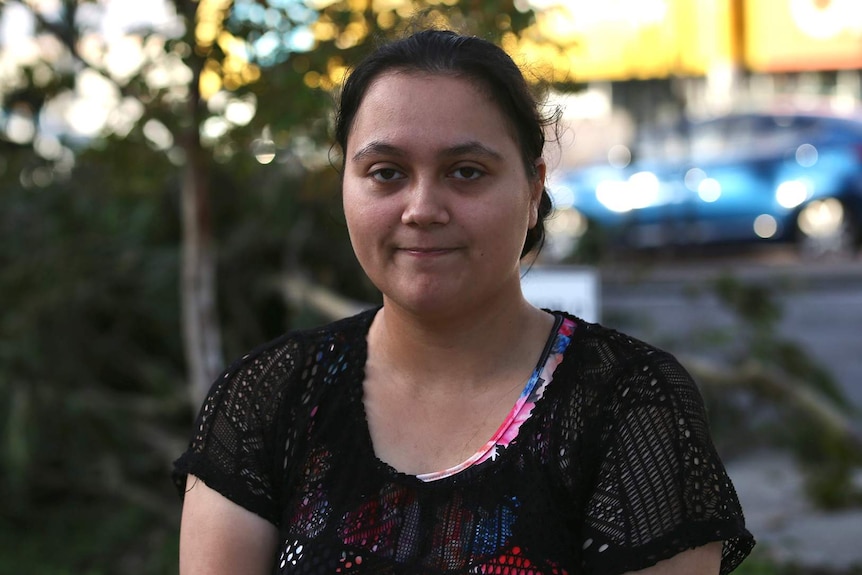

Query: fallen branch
680;353;862;451
277;274;370;321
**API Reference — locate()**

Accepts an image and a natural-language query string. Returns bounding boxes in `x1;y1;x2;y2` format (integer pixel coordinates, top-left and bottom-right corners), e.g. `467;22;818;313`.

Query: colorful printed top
173;308;754;575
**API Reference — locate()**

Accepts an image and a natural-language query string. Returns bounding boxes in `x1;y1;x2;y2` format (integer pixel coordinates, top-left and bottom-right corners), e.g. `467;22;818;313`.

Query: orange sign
531;0;735;81
744;0;862;71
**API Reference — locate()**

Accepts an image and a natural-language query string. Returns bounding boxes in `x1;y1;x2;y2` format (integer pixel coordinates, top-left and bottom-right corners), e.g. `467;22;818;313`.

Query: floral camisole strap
417;314;577;482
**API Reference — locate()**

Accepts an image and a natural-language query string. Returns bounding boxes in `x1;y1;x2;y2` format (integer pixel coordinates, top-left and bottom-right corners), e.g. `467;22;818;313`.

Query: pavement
726;449;862;571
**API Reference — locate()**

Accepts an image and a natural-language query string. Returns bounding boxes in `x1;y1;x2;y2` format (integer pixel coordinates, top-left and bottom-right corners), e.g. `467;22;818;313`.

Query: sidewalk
727;450;862;571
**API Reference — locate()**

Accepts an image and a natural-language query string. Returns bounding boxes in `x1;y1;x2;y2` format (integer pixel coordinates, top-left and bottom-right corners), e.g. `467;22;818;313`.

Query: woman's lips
398;247;458;257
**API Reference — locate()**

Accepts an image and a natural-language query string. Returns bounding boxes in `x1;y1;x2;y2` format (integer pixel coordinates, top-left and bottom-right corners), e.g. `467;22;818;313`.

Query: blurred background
1;0;860;573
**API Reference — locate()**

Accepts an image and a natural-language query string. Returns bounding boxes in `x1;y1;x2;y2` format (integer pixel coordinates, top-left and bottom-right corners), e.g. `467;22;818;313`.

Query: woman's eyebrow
440;141;503;161
351;140;503;162
352;141;403;162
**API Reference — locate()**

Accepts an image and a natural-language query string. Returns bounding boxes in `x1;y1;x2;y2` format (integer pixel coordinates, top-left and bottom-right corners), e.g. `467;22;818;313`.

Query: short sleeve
172;337;297;526
581;350;754;575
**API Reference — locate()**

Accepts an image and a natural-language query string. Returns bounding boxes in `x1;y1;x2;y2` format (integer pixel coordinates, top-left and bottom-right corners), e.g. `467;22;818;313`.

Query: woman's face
342;72;545;318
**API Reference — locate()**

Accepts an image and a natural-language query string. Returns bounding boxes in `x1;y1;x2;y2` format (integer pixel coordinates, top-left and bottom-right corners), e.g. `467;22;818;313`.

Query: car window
628;113;862;165
634;127;689;163
690;118;735;159
744;116;807;154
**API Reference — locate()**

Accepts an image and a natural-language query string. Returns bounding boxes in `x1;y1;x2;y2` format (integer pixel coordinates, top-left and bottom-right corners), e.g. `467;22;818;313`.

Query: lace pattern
173;308;754;574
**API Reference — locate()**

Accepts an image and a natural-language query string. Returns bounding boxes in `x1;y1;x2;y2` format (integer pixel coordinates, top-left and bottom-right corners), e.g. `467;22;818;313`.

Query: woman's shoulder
557;311;676;372
551;311;701;409
232;306;375;367
205;307;378;408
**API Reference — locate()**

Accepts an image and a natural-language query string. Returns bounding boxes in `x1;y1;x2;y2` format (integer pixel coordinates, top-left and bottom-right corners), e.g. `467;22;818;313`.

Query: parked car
552;110;862;257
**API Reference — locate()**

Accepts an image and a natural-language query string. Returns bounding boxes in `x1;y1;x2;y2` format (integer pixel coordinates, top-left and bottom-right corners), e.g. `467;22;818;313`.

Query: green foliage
784;423;862;509
0;142;185;573
0;2;555;571
0;140;185;503
732;545;862;575
0;499;178;575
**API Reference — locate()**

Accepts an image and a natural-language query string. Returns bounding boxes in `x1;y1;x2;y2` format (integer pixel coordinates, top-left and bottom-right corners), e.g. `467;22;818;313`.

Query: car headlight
798;198;845;237
776;179;810;209
596;171;659;213
596;181;632;213
754;214;778;239
697;178;721;203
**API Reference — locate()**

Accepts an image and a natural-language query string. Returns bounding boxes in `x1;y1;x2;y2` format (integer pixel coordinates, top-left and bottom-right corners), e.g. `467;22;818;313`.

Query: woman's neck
368;295;554;396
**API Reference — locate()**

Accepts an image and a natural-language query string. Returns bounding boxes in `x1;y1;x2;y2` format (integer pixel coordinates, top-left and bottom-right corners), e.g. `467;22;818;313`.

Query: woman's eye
371;168;404;182
452;166;483;180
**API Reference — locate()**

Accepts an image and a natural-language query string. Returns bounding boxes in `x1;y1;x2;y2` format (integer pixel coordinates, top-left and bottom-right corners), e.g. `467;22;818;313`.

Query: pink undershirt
417;316;576;482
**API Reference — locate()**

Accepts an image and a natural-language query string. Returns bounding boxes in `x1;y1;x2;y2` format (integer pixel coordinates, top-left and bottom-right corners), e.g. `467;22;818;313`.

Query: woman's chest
275;458;582;574
361;380;528;478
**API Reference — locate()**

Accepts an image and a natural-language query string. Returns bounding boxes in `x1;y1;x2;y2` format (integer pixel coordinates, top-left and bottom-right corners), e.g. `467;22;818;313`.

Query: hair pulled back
334;29;555;259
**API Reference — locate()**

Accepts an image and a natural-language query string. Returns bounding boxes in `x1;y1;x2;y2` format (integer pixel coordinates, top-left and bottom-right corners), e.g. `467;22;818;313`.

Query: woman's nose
401;178;450;227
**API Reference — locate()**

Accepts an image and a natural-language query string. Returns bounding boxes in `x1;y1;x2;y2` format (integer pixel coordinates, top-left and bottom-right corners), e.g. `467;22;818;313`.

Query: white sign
520;266;600;323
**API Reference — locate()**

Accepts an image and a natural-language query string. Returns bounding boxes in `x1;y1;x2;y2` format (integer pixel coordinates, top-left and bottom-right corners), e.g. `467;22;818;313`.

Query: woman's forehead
361;70;488;104
348;72;516;150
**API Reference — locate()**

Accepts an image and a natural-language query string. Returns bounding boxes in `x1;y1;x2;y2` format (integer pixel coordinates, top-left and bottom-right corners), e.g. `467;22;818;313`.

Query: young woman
175;29;754;575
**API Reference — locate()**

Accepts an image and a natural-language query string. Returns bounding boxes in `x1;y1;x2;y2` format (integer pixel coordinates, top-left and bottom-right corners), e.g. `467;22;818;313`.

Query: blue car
553;111;862;257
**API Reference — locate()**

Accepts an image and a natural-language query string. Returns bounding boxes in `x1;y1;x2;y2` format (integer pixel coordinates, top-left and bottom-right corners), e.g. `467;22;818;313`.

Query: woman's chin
385;295;460;318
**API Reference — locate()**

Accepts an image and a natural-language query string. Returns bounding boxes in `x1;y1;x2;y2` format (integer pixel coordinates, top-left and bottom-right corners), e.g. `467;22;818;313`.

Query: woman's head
335;29;555;258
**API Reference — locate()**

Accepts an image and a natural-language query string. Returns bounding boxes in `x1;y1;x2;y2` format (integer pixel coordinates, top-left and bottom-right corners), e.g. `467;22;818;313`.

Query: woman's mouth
398;247;458;257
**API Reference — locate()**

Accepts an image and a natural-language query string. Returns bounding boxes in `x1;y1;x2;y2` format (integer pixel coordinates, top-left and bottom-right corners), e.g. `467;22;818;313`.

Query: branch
278;273;370;321
680;353;862;451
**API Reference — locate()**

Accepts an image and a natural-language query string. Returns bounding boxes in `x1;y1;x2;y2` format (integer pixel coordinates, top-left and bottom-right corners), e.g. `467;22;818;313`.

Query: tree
1;0;565;406
0;2;565;571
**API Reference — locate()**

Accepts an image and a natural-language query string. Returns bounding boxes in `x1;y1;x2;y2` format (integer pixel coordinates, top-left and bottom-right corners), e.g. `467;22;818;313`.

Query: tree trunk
181;140;223;408
178;0;224;409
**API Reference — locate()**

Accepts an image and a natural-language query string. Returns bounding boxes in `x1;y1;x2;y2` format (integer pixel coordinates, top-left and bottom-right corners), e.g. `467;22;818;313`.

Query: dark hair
334;29;556;259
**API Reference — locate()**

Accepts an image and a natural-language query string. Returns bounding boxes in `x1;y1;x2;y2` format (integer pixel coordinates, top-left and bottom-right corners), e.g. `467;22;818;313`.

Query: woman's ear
529;158;547;228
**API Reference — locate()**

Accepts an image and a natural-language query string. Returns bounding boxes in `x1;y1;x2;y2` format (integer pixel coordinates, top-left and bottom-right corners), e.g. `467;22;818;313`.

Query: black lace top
173;308;754;574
